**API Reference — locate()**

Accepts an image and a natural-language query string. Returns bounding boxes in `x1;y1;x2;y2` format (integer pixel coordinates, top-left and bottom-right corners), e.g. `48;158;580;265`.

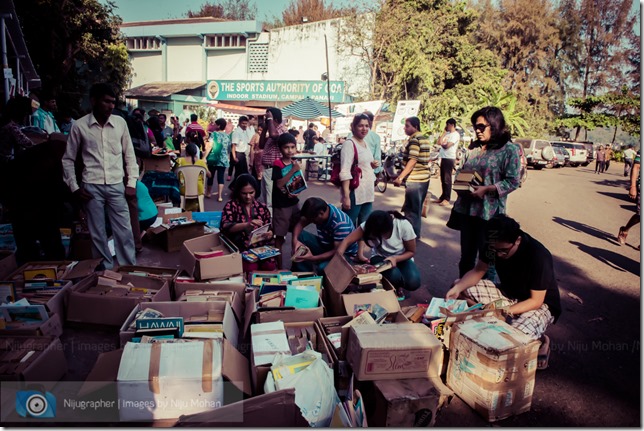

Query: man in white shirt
62;83;138;269
231;115;253;180
433;118;460;205
623;144;636;177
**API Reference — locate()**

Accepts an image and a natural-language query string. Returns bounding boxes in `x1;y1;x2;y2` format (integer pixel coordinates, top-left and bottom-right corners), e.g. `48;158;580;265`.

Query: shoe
438;200;450;206
217;196;223;202
537;335;551;370
395;288;406;301
617;226;628;245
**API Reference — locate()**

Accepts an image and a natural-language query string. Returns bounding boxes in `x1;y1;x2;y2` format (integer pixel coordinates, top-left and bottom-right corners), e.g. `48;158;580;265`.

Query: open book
248;223;273;247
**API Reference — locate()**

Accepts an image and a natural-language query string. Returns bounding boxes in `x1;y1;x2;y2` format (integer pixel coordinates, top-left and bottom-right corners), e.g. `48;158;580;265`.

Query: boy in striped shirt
291;197;358;273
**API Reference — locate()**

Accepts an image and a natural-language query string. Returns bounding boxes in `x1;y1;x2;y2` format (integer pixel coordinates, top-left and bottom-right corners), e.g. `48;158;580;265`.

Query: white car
550;141;588;167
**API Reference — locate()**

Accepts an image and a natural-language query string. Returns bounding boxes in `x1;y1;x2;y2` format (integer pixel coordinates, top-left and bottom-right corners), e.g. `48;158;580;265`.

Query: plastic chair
175;165;207;212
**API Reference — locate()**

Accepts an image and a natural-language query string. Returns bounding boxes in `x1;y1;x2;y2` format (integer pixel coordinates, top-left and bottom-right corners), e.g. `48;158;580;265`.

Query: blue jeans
291;231;353;273
371;255;420;291
402;181;429;238
344;190;373;228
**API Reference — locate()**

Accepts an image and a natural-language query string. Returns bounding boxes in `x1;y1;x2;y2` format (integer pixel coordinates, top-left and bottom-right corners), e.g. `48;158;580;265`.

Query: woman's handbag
330;139;362;189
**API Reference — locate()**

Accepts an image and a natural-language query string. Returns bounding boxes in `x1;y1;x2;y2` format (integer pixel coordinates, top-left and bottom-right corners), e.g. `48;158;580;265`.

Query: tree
15;0;132;115
186;0;257;20
340;0;506;132
566;0;638;139
271;0;354;27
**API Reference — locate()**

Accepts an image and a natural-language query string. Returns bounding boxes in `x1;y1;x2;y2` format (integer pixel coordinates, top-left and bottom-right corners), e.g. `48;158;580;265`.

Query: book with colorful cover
281;164;307;195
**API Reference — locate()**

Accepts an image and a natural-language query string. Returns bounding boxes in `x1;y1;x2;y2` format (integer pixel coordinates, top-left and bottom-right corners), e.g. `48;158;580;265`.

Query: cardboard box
0;251;17;279
119;301;239;348
173;280;246;326
148;211;207;253
0;336;67;381
80;338;251;421
5;259;102;318
247;286;326;326
0;312;63;337
116;265;180;299
250;321;333;396
117;339;224;421
143;154;172;172
66;273;171;326
177;388;308;426
364;377;454;427
180;233;243;281
323;254;400;317
347;323;443;381
446;316;540;422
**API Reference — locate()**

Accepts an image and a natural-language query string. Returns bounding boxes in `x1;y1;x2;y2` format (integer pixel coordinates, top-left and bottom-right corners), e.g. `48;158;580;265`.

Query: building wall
130;52;163;88
123;16;372;99
206;50;247;80
167;37;205;81
253;18;371;98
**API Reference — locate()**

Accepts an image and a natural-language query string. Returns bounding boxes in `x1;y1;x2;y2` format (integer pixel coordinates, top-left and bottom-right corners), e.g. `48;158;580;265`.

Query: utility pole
324;34;332;133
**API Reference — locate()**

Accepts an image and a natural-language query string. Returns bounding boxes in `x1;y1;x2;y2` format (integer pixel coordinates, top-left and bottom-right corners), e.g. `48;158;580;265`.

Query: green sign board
206;80;345;103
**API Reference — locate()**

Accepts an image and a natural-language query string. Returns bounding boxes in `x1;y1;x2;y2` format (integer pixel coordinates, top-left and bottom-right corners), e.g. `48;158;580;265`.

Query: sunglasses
473;123;490;132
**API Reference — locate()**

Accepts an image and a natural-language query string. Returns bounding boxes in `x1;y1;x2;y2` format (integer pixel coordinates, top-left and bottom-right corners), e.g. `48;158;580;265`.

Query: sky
101;0;375;23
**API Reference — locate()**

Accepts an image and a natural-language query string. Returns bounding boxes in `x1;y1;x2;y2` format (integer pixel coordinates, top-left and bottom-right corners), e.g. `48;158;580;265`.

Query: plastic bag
264;350;339;427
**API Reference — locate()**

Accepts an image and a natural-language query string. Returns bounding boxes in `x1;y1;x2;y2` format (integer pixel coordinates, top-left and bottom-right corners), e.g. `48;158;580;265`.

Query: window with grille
205;34;247;48
126;37;161;50
247;43;268;73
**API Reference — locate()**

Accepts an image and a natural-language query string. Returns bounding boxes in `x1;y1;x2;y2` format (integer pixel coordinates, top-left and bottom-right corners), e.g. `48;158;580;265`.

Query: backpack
329;140;361;189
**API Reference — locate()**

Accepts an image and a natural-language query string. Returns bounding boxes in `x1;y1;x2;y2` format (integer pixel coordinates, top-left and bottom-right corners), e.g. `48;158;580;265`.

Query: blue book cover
284;285;319;309
281;164;307;195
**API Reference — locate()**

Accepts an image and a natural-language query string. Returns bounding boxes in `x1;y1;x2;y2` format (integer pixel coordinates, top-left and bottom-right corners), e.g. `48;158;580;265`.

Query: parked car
550;141;588;167
514;138;555;170
551;146;569;168
576;141;594;165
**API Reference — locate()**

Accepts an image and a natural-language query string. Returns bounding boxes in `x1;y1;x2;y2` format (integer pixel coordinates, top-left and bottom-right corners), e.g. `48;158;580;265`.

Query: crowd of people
1;84;600;369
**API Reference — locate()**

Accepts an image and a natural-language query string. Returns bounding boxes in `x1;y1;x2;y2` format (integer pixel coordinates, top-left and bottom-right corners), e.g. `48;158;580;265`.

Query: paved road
136;163;640;426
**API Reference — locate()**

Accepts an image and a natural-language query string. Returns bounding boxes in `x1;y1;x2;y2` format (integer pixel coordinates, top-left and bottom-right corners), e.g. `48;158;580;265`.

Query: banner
390;100;421;142
206;80;345;103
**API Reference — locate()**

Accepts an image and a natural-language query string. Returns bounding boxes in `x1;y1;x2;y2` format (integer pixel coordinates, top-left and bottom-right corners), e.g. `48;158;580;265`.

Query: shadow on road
552;216;622;245
569;240;640;275
592;178;630;188
596;190;631;201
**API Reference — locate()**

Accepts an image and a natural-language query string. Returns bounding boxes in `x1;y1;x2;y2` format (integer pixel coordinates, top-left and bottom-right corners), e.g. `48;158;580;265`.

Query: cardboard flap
77;349;123;397
176;389;307;427
342;290;400;315
62;258;102;280
323;254;356;294
222;337;252;396
243;290;256;339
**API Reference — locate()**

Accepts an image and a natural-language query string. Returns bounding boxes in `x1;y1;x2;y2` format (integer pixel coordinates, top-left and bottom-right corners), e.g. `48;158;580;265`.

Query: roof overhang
124;81;205;98
1;0;40;87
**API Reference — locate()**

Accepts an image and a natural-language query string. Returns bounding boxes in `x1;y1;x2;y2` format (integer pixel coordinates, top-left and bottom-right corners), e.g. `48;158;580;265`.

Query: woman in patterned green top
450;106;522;277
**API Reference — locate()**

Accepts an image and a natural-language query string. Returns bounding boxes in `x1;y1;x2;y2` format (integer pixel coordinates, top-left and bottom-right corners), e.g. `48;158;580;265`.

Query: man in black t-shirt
446;215;561;367
303;123;317;152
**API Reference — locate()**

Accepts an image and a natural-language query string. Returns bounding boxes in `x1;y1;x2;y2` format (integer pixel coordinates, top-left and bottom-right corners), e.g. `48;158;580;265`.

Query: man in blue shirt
291;197;358;272
31;91;61;134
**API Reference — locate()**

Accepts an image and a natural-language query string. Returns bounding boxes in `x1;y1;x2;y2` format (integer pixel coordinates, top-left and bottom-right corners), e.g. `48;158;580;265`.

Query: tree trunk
611;125;618;144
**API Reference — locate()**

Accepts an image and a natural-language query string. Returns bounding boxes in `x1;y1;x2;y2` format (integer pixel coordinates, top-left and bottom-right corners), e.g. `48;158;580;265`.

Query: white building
121;16;372;116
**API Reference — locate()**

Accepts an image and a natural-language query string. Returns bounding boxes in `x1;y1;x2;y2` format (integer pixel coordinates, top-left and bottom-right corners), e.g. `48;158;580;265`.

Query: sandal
537;335;551;370
617;226;628;245
395;288;406;301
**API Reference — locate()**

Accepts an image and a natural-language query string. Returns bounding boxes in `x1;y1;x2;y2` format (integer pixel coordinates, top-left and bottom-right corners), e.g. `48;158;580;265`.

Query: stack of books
453;171;483;194
351;260;393;285
242;246;281;262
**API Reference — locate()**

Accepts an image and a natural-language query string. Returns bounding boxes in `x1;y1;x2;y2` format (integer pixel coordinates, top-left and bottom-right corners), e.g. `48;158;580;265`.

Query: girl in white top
337;210;421;300
340;113;376;227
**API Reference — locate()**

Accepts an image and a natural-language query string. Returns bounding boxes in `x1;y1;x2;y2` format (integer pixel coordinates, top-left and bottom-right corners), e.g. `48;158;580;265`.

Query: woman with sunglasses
337;210;420;300
448;106;522;277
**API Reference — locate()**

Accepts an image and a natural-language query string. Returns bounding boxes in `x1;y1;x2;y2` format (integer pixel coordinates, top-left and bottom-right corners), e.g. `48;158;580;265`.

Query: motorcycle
375;146;404;193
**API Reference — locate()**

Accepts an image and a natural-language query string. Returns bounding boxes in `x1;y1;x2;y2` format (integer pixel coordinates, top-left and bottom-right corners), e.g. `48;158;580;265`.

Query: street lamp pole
324;34;332;133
